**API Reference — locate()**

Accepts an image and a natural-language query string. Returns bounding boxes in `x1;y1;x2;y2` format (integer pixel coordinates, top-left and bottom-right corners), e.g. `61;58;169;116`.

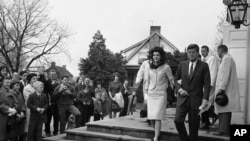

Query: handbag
111;101;120;110
167;85;175;102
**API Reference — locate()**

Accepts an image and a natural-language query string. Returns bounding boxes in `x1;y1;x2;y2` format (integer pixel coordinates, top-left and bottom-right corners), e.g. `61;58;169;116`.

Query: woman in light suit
145;47;174;141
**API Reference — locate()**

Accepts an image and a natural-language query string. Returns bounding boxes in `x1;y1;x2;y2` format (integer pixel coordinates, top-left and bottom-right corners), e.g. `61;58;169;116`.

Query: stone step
65;127;151;141
42;133;77;141
86;117;229;141
42;133;67;141
58;139;77;141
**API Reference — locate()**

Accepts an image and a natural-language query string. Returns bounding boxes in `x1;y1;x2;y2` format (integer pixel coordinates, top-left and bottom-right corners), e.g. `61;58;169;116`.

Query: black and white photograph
0;0;250;141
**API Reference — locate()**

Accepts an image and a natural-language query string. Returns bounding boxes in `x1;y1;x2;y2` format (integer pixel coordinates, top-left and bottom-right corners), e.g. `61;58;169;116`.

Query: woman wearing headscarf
23;73;37;138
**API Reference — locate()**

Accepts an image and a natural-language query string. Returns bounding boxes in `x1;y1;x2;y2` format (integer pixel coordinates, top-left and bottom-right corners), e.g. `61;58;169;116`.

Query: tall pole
244;0;250;124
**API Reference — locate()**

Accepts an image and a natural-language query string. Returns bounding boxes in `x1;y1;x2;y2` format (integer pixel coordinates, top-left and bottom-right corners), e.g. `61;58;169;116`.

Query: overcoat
0;88;10;141
215;54;241;113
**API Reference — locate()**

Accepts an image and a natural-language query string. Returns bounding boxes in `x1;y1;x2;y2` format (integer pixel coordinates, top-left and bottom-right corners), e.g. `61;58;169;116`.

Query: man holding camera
53;76;81;134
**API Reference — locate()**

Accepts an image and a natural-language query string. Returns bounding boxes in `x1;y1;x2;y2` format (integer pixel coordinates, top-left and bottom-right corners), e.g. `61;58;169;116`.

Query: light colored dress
146;64;174;120
23;84;36;132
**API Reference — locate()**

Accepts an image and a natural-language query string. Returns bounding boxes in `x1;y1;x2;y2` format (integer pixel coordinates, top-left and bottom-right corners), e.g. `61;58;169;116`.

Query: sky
47;0;226;76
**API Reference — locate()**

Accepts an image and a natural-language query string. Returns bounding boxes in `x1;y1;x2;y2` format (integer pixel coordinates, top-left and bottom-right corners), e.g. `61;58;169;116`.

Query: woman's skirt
147;90;167;120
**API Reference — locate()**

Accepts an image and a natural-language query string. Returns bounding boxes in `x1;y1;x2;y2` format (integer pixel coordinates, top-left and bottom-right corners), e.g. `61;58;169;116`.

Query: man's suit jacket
27;92;48;121
175;60;211;109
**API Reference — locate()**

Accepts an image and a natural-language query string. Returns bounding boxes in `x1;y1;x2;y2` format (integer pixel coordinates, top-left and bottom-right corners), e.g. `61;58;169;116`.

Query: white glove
8;108;17;114
8;108;17;116
177;79;182;85
199;99;208;110
178;89;188;96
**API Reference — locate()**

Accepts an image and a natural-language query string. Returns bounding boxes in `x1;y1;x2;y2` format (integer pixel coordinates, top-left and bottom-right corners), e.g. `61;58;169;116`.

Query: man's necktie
189;63;194;79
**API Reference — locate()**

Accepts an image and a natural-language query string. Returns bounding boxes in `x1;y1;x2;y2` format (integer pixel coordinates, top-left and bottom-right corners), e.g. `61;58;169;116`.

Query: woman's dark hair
27;73;37;84
19;70;28;76
149;46;166;69
113;72;120;77
61;75;69;80
96;81;102;85
76;76;83;84
10;80;20;89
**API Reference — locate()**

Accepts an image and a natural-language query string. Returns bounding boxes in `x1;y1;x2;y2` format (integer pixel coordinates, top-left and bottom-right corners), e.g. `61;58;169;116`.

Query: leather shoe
53;132;58;135
200;123;209;130
213;131;229;136
46;133;51;137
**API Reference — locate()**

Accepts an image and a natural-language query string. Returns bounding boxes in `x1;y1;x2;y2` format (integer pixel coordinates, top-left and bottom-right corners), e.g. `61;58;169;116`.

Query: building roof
121;39;147;53
46;62;73;77
121;32;178;61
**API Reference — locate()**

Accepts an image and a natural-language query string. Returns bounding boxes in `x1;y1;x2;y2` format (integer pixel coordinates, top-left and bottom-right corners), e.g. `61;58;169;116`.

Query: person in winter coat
213;45;241;136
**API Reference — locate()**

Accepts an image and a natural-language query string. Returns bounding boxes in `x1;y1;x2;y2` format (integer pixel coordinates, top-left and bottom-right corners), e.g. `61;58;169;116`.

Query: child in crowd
27;81;48;141
127;91;137;115
67;114;76;129
93;93;103;121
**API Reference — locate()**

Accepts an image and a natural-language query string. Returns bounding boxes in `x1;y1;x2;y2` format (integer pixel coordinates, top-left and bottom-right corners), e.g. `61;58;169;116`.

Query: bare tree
215;7;230;47
0;0;70;72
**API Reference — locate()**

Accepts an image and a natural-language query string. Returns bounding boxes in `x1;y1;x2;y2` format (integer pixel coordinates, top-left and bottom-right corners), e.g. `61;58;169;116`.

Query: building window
128;72;134;87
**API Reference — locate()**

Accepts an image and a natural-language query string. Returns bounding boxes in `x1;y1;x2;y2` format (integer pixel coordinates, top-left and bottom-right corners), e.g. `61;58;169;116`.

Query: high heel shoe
151;135;161;141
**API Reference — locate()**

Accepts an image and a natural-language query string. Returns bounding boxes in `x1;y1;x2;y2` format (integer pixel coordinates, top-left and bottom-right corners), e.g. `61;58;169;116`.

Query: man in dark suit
27;81;48;141
174;44;211;141
44;70;60;136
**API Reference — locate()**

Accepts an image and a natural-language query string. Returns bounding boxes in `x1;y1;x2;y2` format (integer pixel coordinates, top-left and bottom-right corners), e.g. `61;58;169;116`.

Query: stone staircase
43;115;230;141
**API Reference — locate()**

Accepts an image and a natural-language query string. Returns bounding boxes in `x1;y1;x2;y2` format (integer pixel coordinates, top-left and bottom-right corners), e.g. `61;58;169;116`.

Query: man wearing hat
213;45;241;136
